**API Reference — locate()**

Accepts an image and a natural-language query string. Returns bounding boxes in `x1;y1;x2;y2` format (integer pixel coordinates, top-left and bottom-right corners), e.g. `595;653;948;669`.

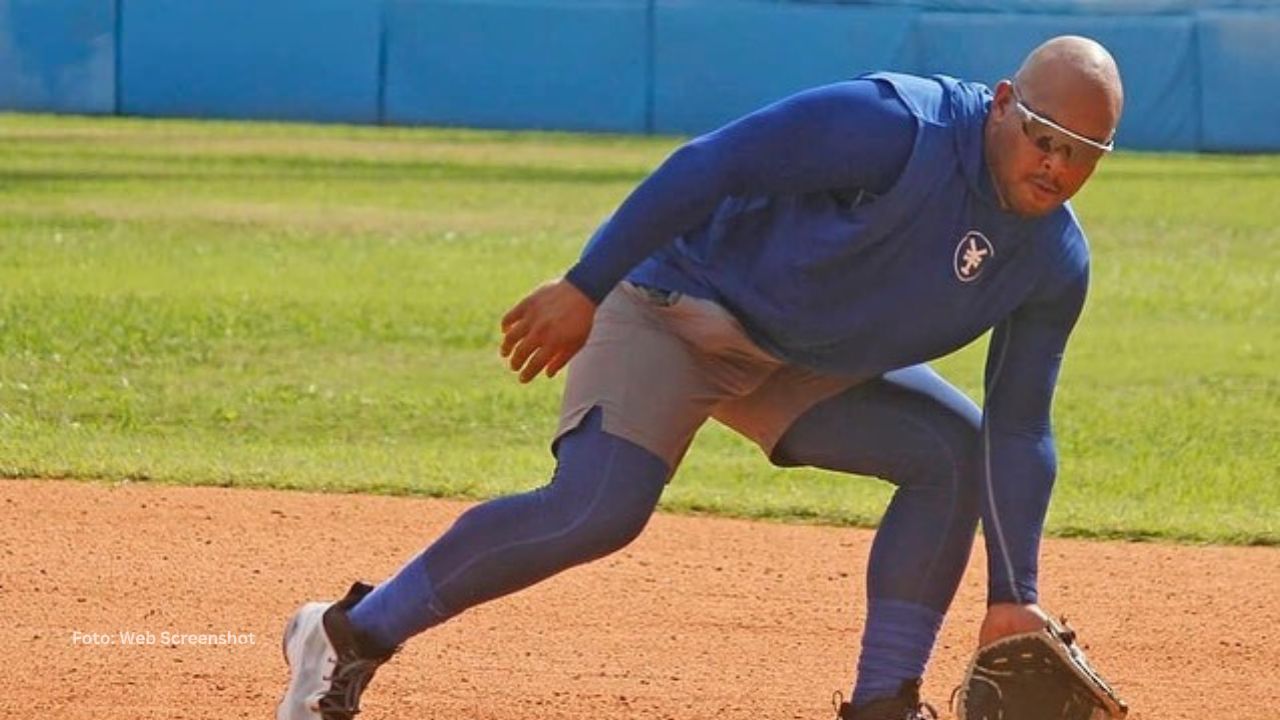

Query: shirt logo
953;231;995;283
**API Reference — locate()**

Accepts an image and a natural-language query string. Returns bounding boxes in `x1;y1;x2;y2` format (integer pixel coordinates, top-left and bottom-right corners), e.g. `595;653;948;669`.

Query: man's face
986;80;1117;217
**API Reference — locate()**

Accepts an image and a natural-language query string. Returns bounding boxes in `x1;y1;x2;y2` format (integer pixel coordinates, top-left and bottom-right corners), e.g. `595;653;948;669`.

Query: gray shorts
555;282;859;471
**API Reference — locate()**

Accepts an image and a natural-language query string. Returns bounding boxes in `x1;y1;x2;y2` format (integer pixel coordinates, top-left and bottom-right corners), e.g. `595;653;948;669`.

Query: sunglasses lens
1024;115;1104;166
1070;140;1106;166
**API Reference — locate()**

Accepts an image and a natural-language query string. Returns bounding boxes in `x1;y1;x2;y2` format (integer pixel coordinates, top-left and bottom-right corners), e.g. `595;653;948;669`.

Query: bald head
982;36;1123;216
1015;36;1124;142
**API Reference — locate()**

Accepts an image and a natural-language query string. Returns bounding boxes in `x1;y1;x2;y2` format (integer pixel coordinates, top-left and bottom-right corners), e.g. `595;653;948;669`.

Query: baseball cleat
834;680;939;720
277;582;397;720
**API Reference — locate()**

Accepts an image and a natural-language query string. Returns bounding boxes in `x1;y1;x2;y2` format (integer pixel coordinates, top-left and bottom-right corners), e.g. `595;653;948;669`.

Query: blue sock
346;552;449;654
851;598;943;707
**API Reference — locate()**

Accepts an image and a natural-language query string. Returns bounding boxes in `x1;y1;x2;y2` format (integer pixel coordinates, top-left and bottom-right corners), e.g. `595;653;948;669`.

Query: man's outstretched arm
565;78;915;303
976;263;1088;642
502;78;917;381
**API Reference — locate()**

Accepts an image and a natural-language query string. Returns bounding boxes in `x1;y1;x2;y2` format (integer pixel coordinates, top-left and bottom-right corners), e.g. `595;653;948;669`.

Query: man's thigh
716;364;981;474
712;363;860;459
766;365;983;481
557;283;778;471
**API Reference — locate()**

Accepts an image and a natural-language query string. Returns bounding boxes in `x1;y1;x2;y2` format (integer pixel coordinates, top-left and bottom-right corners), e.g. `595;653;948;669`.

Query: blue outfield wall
119;0;381;124
1197;10;1280;152
1;0;1279;151
384;0;650;132
0;0;115;115
653;1;915;134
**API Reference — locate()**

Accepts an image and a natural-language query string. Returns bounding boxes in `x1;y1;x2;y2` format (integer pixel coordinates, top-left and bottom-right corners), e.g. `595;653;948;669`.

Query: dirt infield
2;478;1276;719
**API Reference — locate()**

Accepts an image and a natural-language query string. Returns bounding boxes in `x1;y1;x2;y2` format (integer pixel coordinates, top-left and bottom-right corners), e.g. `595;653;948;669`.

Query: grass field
0;113;1275;544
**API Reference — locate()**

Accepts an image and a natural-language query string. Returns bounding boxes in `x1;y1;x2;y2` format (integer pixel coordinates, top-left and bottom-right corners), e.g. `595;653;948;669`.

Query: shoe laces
316;649;383;720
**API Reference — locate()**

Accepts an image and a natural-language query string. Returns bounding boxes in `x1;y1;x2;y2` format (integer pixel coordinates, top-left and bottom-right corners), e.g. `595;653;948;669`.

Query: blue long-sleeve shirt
565;73;1088;605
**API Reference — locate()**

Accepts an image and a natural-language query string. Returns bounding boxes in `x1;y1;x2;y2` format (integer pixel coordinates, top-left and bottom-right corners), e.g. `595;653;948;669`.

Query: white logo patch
953;231;995;283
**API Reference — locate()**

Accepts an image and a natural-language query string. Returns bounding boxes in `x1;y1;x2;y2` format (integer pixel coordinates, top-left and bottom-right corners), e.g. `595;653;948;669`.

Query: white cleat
277;583;395;720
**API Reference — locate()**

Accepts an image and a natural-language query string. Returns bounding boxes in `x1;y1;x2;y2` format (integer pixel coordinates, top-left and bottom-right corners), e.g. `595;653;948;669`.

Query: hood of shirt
939;75;1008;210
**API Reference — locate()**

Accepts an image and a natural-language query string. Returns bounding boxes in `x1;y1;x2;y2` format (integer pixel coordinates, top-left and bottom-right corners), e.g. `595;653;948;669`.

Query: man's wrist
563;263;609;305
978;602;1050;645
988;577;1039;606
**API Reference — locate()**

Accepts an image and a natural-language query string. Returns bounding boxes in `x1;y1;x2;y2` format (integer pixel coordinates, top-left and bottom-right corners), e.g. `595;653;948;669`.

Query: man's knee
916;410;980;481
885;427;972;489
561;486;655;560
543;409;669;562
525;463;662;566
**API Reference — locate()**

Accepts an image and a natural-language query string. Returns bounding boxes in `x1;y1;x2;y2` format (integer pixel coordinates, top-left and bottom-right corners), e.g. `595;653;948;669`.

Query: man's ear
990;79;1015;119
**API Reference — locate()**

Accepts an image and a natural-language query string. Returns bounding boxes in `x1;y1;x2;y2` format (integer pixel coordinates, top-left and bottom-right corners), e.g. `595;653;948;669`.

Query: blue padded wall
653;0;917;135
804;0;1277;11
911;13;1200;151
119;0;380;123
0;0;115;114
1197;10;1280;152
384;0;649;133
3;0;1279;151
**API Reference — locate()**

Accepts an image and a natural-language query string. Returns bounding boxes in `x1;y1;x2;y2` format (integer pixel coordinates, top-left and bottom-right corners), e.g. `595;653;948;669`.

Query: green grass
0;113;1276;544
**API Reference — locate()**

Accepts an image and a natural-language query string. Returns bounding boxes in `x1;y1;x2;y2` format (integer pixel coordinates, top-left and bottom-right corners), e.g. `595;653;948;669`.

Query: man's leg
346;283;743;651
277;408;671;720
346;407;667;651
279;283;782;720
769;365;982;710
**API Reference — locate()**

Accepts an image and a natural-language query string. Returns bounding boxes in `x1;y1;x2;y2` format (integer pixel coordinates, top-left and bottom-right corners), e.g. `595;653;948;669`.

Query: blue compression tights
347;408;668;651
350;366;981;709
771;365;982;707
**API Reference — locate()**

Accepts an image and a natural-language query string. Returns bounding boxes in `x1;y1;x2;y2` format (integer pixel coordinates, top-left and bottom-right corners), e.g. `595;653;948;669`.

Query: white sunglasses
1012;85;1114;166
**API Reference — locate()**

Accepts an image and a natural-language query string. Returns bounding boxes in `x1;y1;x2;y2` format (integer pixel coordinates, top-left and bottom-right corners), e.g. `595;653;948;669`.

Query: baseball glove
953;617;1127;720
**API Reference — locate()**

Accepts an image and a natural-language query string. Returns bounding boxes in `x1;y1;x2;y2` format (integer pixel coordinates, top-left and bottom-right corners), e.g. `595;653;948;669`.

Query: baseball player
278;35;1125;720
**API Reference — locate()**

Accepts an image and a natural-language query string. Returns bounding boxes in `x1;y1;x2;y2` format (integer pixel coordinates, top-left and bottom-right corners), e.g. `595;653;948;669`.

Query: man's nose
1039;146;1069;175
